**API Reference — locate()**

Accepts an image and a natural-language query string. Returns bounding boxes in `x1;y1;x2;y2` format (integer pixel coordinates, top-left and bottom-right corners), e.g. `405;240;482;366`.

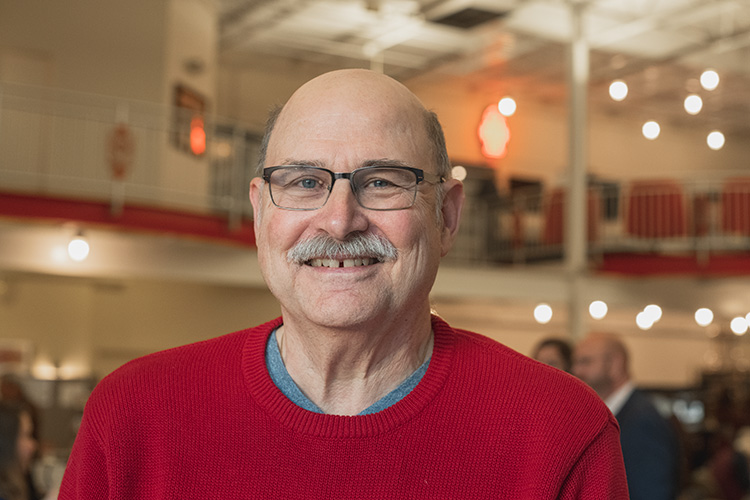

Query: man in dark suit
573;333;680;500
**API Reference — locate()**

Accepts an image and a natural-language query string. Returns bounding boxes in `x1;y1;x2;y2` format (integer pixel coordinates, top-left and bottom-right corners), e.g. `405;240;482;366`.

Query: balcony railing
0;82;260;227
2;82;749;267
448;176;750;266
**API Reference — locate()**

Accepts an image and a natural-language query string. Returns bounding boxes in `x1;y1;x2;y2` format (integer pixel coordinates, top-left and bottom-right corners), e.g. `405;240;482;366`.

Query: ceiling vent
431;7;508;29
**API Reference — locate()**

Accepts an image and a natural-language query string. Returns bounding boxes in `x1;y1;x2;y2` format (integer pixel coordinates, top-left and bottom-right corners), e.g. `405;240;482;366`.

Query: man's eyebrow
278;159;326;167
276;159;414;169
362;159;412;168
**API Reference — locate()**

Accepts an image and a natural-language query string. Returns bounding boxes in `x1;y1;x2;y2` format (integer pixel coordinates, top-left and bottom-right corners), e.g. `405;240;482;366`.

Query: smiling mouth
306;257;380;268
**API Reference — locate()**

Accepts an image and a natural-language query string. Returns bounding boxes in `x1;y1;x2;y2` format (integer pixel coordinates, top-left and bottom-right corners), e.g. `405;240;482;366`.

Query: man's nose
315;179;369;239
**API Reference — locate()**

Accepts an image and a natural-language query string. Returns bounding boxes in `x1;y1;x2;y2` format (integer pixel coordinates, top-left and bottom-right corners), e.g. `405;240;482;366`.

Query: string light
642;121;660;140
589;300;608;320
700;69;720;91
707;131;725;150
683;95;703;115
730;317;748;336
636;311;654;330
695;308;714;327
67;234;90;262
534;303;553;324
609;80;628;101
451;165;467;181
497;97;517;117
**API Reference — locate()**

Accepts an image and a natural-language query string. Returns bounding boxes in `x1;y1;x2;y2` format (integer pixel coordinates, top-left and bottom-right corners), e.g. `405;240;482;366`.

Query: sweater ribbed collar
242;315;454;438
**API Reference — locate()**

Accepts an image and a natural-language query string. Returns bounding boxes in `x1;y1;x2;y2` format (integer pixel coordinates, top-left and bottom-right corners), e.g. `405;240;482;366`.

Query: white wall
0;274;280;380
0;0;167;100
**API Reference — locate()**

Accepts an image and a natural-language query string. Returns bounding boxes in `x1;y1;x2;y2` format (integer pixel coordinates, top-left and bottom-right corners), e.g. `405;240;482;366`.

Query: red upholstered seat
625;180;687;238
721;177;750;236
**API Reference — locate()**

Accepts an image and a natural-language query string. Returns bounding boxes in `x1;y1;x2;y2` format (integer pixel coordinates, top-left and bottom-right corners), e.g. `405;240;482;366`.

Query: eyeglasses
262;165;445;211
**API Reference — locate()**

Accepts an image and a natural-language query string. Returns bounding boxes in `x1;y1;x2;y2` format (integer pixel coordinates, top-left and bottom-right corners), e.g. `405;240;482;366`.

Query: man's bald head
572;332;631;399
256;69;450;179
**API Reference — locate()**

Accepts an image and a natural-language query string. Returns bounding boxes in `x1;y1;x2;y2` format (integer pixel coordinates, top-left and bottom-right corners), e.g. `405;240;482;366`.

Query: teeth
308;258;376;268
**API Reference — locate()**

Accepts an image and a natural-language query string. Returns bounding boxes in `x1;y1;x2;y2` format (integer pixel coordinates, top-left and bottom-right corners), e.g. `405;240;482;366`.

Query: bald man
60;70;627;499
573;333;680;500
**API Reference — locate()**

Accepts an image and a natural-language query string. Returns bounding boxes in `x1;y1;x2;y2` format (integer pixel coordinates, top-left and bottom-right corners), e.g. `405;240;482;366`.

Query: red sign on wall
108;123;135;180
477;104;510;159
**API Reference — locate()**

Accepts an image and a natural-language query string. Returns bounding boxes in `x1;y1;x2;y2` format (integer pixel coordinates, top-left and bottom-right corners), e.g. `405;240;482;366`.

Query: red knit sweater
59;316;628;499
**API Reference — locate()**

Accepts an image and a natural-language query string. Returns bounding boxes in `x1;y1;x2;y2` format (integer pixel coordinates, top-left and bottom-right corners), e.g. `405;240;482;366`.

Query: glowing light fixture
636;311;654;330
700;70;720;91
683;95;703;115
707;131;725;150
695;308;714;327
498;97;517;117
730;316;748;336
67;234;90;262
609;80;628;101
643;304;663;323
642;121;660;140
190;116;206;156
478;104;510;159
534;303;553;325
451;165;467;181
589;300;608;320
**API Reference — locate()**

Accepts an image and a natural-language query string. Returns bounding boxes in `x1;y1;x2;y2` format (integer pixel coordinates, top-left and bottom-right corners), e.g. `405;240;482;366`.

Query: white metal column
566;0;590;340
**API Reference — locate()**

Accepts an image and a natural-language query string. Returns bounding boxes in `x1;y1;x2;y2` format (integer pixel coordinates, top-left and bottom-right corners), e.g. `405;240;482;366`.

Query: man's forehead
275;71;426;132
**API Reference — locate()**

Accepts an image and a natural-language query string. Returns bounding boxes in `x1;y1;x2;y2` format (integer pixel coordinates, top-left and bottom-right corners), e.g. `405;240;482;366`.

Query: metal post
228;128;244;232
566;0;590;341
110;103;130;216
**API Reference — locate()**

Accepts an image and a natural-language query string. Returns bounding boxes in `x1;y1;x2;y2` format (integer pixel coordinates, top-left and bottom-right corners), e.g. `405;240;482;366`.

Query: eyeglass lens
267;166;419;210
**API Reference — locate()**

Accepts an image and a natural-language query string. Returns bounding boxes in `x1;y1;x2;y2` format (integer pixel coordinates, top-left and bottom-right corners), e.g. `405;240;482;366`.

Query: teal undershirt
265;329;430;415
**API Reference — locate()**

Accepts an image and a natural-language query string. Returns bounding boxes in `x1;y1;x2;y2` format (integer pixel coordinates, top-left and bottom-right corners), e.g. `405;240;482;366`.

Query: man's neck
276;315;434;416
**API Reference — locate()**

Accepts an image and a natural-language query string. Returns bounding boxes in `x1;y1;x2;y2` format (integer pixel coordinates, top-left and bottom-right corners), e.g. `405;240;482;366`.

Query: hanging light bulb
589;300;608;320
643;304;663;323
636;311;654;330
707;131;725;150
695;308;714;327
497;97;517;117
451;165;467;181
609;80;628;101
642;121;660;140
730;317;748;336
67;233;90;262
700;70;720;91
683;95;703;115
534;303;553;324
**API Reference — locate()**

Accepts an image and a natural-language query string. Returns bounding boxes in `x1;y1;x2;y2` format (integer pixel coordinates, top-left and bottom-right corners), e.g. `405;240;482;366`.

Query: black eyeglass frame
261;165;446;211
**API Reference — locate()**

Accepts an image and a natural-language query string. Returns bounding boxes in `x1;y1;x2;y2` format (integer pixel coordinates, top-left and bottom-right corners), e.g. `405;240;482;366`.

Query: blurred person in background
0;402;38;500
573;332;681;500
682;427;750;500
532;337;573;372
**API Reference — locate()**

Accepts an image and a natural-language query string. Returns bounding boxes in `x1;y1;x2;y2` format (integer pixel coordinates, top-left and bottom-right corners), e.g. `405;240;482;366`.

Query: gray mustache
287;233;398;264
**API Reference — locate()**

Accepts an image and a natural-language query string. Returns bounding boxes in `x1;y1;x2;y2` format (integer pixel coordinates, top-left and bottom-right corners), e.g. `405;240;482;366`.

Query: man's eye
290;177;322;189
366;178;395;189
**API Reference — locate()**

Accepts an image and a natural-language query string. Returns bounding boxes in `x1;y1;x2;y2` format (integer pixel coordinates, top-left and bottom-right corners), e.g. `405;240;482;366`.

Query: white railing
447;177;750;265
0;82;260;225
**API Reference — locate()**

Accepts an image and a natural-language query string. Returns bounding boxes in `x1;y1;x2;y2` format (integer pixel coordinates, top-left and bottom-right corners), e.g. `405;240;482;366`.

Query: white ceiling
217;0;750;135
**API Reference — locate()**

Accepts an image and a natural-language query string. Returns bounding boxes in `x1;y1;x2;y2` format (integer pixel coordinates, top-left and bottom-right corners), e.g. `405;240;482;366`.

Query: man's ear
249;177;264;230
439;179;465;257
